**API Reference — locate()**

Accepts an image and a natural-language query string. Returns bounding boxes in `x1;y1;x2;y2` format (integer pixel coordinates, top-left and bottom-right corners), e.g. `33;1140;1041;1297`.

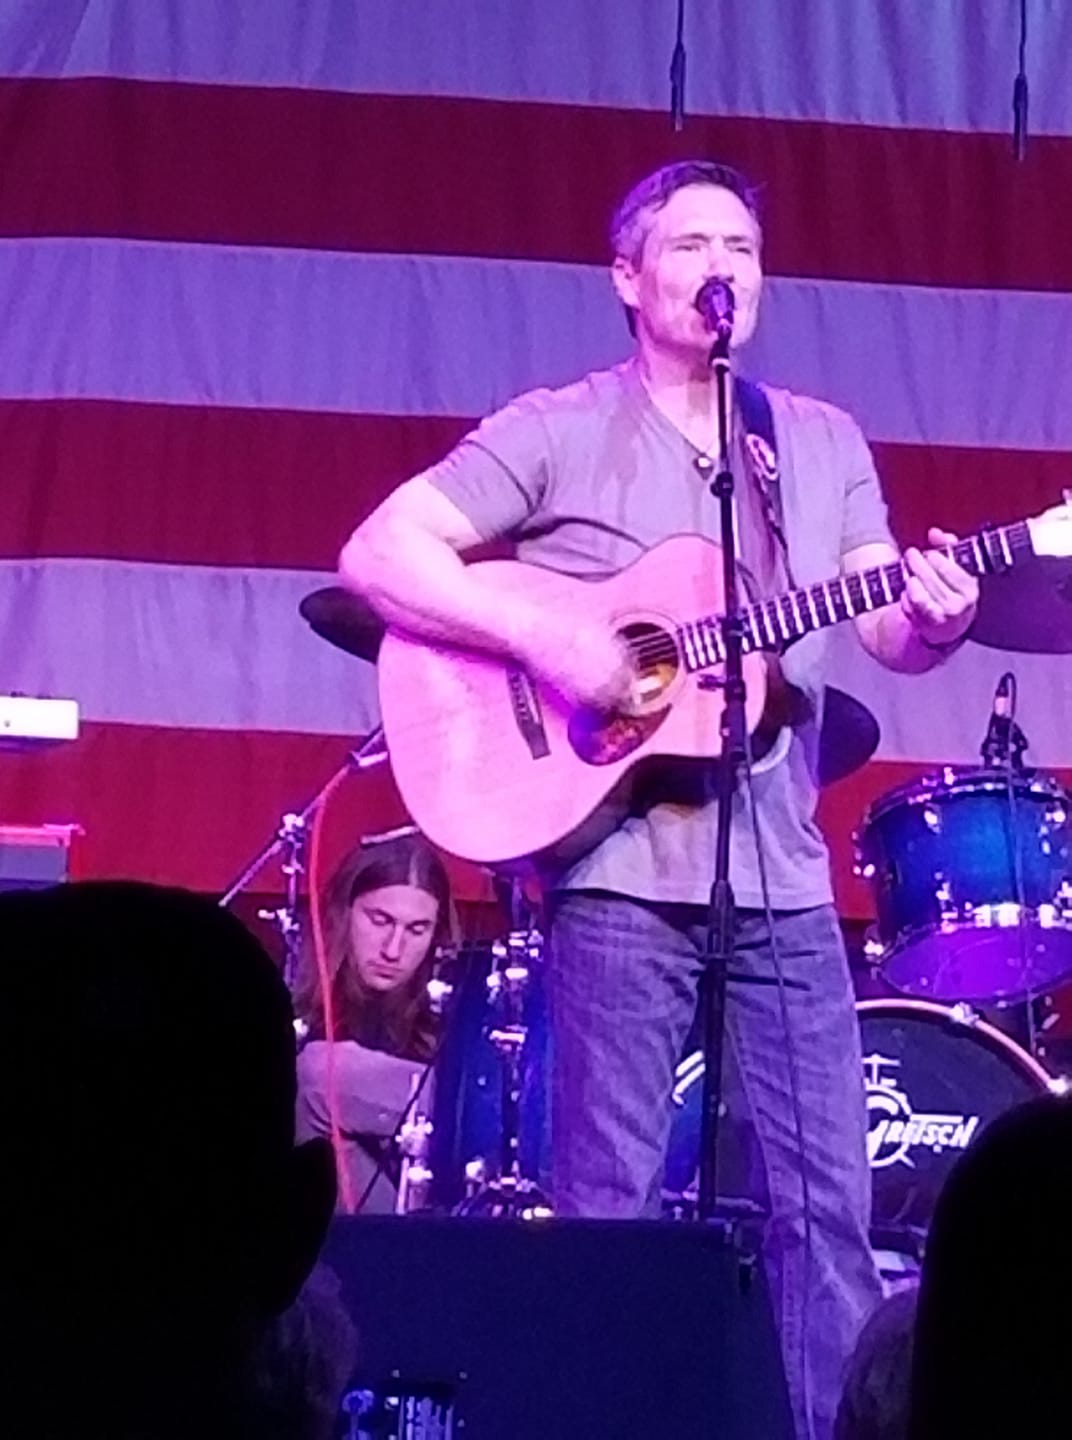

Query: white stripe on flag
1;556;1068;767
0;557;379;736
827;627;1072;772
0;239;1069;450
2;0;1070;136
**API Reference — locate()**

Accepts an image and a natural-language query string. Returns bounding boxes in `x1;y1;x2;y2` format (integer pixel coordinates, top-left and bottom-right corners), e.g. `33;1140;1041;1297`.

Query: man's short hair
609;159;762;264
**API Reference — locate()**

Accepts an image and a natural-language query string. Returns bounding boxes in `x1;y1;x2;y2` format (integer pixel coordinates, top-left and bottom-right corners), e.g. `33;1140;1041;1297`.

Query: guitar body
377;534;767;866
374;496;1072;864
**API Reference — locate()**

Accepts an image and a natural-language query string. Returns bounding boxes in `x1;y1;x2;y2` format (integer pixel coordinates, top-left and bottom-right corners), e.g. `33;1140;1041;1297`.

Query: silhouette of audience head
1;880;336;1436
249;1260;359;1440
834;1285;917;1440
908;1095;1071;1438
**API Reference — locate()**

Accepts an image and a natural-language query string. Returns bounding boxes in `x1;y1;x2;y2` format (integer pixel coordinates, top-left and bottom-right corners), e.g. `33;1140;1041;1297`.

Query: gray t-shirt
425;359;893;909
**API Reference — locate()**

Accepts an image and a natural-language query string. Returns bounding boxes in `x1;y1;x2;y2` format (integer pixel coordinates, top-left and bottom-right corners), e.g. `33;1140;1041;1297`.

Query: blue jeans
547;891;883;1440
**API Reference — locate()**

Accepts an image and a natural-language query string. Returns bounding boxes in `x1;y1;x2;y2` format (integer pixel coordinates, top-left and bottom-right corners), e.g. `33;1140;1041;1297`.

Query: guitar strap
735;377;796;588
735;379;807;747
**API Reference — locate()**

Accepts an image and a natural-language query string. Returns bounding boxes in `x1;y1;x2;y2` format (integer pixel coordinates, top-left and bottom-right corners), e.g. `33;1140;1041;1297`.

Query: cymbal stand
218;729;388;991
459;926;552;1218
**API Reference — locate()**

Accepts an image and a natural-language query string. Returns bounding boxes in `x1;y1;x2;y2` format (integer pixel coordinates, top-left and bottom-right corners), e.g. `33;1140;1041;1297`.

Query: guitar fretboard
676;519;1033;669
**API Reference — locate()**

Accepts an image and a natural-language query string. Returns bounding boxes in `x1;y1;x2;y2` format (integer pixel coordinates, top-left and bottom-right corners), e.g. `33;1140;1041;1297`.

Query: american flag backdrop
0;0;1069;919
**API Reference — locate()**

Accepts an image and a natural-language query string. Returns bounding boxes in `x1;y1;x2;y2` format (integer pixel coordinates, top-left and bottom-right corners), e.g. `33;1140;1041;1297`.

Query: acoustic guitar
377;500;1072;866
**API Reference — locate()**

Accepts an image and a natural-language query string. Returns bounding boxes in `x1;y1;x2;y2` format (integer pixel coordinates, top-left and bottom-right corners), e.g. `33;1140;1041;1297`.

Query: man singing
337;162;978;1439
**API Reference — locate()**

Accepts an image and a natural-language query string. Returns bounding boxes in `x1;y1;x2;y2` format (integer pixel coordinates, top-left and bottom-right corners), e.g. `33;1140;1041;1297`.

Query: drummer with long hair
293;832;452;1212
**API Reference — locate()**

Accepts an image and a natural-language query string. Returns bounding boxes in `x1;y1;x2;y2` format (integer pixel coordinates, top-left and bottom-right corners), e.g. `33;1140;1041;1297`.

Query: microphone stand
980;673;1028;772
697;327;746;1221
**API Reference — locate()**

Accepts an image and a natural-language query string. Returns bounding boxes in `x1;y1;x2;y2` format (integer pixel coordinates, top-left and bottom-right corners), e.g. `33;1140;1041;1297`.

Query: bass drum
432;955;1057;1239
664;999;1056;1246
858;999;1055;1241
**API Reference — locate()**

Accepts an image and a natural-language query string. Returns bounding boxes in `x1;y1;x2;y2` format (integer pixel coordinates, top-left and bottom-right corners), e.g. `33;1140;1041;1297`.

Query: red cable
307;767;354;1212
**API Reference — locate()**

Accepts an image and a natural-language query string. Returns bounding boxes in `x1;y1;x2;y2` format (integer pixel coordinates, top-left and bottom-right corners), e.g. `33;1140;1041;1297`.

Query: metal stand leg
457;927;552;1218
217;730;388;994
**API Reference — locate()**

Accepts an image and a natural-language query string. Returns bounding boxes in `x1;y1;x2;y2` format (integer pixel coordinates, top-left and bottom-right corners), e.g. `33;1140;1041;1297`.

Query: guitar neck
677;519;1034;668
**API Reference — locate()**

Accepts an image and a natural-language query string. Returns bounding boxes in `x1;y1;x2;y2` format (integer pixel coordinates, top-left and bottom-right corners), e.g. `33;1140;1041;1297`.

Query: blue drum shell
857;769;1072;1002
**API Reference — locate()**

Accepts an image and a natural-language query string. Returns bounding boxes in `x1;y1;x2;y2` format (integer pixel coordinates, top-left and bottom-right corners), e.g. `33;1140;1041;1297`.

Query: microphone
992;671;1013;718
694;278;735;343
981;671;1015;766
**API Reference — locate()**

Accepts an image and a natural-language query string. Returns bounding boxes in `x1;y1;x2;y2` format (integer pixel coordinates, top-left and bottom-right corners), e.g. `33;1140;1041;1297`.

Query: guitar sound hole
566;621;677;767
621;621;678;707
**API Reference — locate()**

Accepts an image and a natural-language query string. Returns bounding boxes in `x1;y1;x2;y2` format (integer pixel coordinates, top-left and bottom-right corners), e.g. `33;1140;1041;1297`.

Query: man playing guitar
338;161;979;1440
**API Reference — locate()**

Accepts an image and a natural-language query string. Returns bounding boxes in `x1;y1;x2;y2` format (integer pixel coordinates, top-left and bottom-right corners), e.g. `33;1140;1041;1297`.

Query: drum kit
295;554;1072;1251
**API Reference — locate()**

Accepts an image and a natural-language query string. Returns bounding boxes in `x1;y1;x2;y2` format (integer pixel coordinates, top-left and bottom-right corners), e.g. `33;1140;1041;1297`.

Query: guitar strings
618;537;995;670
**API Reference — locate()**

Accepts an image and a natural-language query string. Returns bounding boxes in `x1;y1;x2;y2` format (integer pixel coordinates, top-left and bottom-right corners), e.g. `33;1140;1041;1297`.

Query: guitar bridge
507;668;550;760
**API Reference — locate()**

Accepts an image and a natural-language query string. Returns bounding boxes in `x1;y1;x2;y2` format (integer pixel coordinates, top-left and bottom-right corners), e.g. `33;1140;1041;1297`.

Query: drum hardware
395;1095;435;1216
934;878;956;930
973;672;1051;1059
462;1155;488;1200
217;730;388;987
458;1153;554;1220
395;969;455;1215
454;927;553;1218
427;973;455;1011
256;811;306;988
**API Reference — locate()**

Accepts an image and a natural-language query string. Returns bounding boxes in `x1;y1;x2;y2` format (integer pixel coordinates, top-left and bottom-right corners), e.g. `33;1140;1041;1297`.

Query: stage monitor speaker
321;1215;793;1439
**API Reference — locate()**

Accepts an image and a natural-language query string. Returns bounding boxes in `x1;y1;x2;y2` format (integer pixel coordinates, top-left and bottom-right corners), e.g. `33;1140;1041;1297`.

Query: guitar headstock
1027;491;1072;558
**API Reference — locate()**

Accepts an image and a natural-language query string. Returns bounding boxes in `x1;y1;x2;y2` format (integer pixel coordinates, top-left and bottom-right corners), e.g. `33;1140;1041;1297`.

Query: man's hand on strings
901;526;979;646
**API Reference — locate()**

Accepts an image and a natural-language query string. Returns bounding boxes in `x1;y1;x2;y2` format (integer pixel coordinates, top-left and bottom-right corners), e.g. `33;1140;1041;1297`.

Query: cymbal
299;587;385;664
971;558;1072;654
819;688;879;787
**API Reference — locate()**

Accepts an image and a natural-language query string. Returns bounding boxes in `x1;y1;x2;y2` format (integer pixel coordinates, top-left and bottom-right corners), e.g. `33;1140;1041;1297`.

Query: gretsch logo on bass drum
862;1052;981;1170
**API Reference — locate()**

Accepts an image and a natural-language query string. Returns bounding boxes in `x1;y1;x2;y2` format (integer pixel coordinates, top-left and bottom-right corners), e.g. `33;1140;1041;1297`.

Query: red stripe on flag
2;726;1066;921
1;398;1066;570
871;442;1072;545
0;399;468;568
0;78;1070;289
0;720;495;903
